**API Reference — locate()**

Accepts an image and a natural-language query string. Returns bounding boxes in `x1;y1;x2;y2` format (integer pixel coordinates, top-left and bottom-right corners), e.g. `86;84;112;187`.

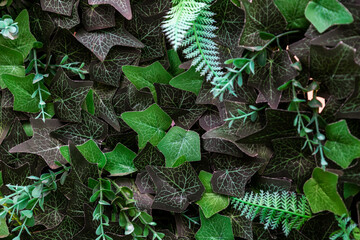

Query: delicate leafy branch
231;190;312;236
0;166;70;240
330;214;360;240
225;105;266;128
211;30;298;100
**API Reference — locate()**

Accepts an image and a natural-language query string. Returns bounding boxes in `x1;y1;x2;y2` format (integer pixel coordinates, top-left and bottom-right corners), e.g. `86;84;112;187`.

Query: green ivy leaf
195;210;234;240
0;217;9;238
303;167;348;216
146;162;205;212
274;0;310;29
50;69;93;122
0;10;36;59
121;103;172;148
104;143;137;176
122;62;172;102
196;171;229;218
76;140;106;168
0;45;25;89
3;74;49;113
167;49;184;76
157;126;201;167
169;67;203;95
305;0;354;33
324;120;360;169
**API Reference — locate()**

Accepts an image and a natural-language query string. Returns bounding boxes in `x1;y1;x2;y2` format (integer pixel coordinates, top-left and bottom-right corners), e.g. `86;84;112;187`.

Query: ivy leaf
50;110;108;145
213;0;245;57
248;50;298;109
51;0;80;29
324;120;360;169
236;109;298;144
169;67;203;95
155;83;207;129
122;62;173;102
226;211;253;240
0;45;25;89
240;0;287;47
32;216;82;240
40;0;75;16
0;118;38;168
196;171;229;218
132;0;170;18
0;218;9;238
34;191;68;229
0;10;36;59
29;4;56;46
303;167;348;216
104;143;137;176
167;49;185;76
74;26;144;62
157;126;201;167
50;29;91;66
274;0;310;29
121;103;172;148
199;108;224;131
264;137;315;187
310;42;360;99
338;79;360;119
81;4;115;31
195;210;234;240
9;119;66;169
3;74;48;113
89;47;140;87
0;162;32;195
211;156;265;197
66;181;92;218
92;84;119;131
0;108;17;146
88;0;132;20
341;160;360;186
146;162;205;212
305;0;354;33
50;69;92;122
133;143;165;171
126;11;165;62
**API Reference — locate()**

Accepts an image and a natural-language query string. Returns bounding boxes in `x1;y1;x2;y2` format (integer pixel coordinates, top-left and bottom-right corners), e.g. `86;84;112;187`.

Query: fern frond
182;5;224;81
231;190;312;236
162;0;207;51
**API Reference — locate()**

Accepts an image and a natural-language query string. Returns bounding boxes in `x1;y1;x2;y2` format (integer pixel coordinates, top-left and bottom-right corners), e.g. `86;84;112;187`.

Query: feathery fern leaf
231;190;312;236
163;0;224;82
162;0;207;51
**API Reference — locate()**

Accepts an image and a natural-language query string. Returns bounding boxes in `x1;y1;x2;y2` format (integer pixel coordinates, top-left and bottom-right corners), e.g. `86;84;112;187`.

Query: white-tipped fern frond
231;190;312;236
162;0;207;51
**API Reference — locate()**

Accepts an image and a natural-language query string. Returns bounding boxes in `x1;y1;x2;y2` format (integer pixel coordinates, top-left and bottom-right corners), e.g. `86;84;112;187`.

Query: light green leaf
169;66;203;95
167;49;184;76
3;74;49;113
0;10;37;58
157;126;201;167
121;104;172;148
0;217;9;238
274;0;310;29
324;120;360;169
305;0;354;33
195;210;234;240
196;171;229;218
0;45;25;89
104;143;137;176
303;167;348;216
122;62;172;102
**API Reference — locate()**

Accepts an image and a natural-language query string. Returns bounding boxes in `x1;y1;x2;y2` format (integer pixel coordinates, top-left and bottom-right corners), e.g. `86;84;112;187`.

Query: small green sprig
48;55;88;80
0;166;70;240
278;79;328;168
225;105;266;128
330;214;360;240
211;30;298;101
89;178;164;240
0;15;18;40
